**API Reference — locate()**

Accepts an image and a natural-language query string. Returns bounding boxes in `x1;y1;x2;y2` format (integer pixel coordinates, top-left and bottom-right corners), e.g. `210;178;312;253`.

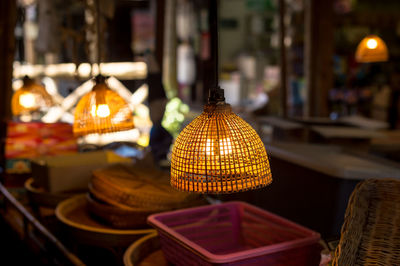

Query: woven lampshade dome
171;103;272;193
11;77;53;116
73;76;134;137
355;35;388;63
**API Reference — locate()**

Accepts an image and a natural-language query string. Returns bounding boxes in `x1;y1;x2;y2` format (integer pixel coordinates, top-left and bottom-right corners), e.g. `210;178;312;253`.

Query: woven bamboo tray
123;233;168;266
86;193;159;229
332;178;400;265
55;194;155;247
90;164;202;210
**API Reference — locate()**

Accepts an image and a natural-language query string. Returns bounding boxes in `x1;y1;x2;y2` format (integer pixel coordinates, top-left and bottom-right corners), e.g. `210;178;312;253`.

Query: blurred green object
246;0;276;11
161;97;189;138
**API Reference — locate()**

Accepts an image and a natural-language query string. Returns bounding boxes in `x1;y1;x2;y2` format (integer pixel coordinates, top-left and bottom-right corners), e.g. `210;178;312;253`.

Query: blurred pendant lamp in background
73;0;134;137
12;75;54;117
73;75;134;136
355;35;389;63
170;0;272;193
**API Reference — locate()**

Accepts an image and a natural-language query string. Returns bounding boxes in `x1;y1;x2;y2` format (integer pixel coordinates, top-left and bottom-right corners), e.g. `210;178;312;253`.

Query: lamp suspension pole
94;0;106;84
96;0;102;74
208;0;225;104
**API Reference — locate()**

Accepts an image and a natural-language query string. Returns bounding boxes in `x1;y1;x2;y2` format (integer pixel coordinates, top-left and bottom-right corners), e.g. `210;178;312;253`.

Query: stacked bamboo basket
88;163;204;229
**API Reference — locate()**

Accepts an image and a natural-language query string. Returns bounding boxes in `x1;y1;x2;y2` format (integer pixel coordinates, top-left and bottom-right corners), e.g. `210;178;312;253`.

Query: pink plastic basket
148;201;321;266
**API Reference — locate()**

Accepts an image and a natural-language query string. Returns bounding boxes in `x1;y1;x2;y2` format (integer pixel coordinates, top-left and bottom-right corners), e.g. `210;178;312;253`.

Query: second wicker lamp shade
355;35;388;63
73;76;134;137
12;76;54;116
171;103;272;193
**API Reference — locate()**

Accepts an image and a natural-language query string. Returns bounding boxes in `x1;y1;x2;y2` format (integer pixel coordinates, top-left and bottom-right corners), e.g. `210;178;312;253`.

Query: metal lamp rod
208;0;225;104
96;0;102;73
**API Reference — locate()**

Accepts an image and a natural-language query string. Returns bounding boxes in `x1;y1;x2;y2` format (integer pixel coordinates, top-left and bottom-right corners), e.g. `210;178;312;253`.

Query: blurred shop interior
1;0;400;265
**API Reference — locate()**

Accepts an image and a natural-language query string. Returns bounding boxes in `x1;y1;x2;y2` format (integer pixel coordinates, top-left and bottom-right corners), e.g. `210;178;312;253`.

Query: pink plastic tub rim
147;201;321;264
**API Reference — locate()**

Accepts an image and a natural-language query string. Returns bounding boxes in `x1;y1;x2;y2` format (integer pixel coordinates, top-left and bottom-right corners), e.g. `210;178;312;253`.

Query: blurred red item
5;122;77;159
7;122;42;138
5;137;41;158
7;121;75;138
41;138;78;156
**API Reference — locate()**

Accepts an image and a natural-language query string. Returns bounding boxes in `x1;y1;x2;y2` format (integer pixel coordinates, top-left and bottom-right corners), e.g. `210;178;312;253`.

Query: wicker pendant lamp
355;35;388;63
170;1;272;193
73;75;134;137
11;76;53;116
73;0;134;137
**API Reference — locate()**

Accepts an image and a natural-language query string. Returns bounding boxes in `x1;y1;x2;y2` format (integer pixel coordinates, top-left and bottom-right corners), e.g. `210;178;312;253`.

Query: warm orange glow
204;138;233;156
366;39;378;49
171;103;272;193
19;93;36;108
73;77;134;137
11;77;54;116
356;35;388;63
91;104;111;118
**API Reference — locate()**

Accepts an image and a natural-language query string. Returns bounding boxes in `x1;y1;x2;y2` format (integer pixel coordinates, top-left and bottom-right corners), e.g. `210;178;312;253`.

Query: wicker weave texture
171;103;272;193
73;82;134;136
90;164;201;210
333;178;400;266
86;193;155;229
12;82;53;116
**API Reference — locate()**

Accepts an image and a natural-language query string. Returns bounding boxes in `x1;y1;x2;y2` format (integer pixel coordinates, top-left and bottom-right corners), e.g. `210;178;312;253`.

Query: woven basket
73;77;134;137
332;178;400;265
55;195;155;247
86;193;160;229
171;103;272;193
90;164;202;210
12;78;54;116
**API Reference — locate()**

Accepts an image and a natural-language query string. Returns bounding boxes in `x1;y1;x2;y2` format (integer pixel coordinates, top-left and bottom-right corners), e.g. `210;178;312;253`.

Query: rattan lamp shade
11;77;53;116
171;103;272;193
355;35;388;63
73;76;134;137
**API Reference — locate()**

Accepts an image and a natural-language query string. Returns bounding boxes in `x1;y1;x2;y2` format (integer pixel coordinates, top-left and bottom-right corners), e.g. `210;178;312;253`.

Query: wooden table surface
266;142;400;180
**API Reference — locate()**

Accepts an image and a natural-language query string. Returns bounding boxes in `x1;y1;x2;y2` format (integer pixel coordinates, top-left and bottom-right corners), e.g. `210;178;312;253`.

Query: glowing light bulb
97;104;110;117
90;104;110;118
366;39;378;49
219;138;233;155
205;139;214;156
205;138;233;156
19;93;35;108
